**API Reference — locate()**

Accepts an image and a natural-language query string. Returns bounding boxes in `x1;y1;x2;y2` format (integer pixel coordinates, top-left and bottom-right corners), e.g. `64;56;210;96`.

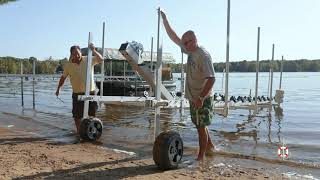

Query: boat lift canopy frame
79;5;283;121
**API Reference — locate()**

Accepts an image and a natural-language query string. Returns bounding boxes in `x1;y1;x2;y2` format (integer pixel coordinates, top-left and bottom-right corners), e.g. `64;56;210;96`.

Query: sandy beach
2;122;319;180
0;128;265;180
1;0;320;179
0;104;319;180
0;103;319;180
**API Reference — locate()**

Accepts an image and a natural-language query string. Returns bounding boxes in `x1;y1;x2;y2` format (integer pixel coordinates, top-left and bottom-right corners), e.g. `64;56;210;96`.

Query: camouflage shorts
190;97;213;128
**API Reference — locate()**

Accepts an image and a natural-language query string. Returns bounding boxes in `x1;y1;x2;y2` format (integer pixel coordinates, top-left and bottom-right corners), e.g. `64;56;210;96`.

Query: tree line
0;56;132;75
1;56;320;74
0;0;17;5
171;59;320;73
0;56;68;74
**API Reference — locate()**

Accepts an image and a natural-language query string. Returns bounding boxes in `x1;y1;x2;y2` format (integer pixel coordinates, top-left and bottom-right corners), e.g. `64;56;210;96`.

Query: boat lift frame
78;10;184;169
79;3;284;129
79;9;184;138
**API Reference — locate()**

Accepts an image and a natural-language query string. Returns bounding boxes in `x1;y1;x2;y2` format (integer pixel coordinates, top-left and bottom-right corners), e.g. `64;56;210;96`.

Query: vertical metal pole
83;32;93;118
279;56;284;90
110;60;112;76
222;69;225;92
154;8;162;139
254;27;260;114
20;60;24;107
135;78;137;96
267;68;271;98
151;37;154;72
150;37;154;96
100;22;106;97
224;0;231;117
123;61;126;95
32;58;36;109
270;44;275;105
249;89;252;116
110;60;113;95
180;51;184;95
156;8;162;101
180;50;185;115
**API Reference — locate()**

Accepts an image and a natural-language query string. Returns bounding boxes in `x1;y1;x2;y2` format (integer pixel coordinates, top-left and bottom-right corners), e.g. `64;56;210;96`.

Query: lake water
0;72;319;170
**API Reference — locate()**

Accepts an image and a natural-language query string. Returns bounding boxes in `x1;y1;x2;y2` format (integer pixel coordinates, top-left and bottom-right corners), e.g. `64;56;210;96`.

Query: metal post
150;37;154;96
123;61;126;95
180;50;185;115
222;69;225;92
267;68;271;98
156;8;162;101
254;27;260;114
270;44;275;105
110;60;112;76
135;78;137;96
249;89;252;116
20;60;24;107
110;59;113;95
224;0;231;117
151;37;154;72
83;32;93;118
100;22;106;97
279;56;284;89
154;8;162;139
180;51;184;95
32;58;36;109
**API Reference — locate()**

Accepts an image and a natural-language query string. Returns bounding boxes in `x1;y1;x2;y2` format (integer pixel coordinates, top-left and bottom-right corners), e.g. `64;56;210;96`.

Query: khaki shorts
72;92;97;119
190;97;213;128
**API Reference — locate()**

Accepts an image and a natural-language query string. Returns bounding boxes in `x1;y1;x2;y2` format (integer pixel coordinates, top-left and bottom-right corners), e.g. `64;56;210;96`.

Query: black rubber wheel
79;117;103;141
153;131;183;170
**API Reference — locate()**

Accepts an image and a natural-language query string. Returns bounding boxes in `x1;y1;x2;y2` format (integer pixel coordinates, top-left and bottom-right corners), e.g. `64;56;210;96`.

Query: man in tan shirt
55;43;103;134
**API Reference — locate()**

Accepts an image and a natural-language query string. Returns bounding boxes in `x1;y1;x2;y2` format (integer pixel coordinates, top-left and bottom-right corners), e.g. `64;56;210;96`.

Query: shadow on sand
14;156;170;180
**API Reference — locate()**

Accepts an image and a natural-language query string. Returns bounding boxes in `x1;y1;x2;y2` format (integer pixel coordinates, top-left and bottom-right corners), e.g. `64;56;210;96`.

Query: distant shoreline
1;56;320;74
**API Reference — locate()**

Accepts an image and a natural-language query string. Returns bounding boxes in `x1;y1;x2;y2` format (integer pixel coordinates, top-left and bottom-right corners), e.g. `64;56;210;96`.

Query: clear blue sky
1;0;319;62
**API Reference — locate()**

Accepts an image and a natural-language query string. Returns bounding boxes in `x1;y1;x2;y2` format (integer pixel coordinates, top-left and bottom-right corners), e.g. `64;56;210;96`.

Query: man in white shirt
161;11;216;161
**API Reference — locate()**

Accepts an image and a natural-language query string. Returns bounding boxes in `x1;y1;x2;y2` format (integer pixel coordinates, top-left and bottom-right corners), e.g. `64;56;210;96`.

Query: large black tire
153;131;183;170
79;117;103;141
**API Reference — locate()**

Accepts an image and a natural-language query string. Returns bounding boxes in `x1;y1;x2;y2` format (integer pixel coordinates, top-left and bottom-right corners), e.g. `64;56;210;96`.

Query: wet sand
1;110;320;180
0;126;304;180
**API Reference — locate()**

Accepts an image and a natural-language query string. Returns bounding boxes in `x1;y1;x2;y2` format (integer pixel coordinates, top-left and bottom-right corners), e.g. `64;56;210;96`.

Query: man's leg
72;93;82;135
205;127;215;156
74;118;81;134
197;127;208;161
88;101;97;117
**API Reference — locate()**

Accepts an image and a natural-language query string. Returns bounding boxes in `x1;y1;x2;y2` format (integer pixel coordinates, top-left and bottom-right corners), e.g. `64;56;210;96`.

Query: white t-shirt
184;46;215;100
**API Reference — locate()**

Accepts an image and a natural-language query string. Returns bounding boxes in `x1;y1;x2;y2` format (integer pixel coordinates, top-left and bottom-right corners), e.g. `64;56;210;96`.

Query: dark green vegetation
171;59;320;73
1;56;320;74
0;57;68;74
0;0;17;5
0;56;134;75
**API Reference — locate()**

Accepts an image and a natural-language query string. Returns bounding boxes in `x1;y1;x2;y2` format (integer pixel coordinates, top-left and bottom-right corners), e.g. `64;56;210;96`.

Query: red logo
278;146;289;159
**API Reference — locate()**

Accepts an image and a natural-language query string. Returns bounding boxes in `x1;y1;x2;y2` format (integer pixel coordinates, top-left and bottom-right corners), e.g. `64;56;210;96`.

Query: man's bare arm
194;77;215;108
90;43;103;64
200;77;215;98
161;11;181;46
55;75;66;96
